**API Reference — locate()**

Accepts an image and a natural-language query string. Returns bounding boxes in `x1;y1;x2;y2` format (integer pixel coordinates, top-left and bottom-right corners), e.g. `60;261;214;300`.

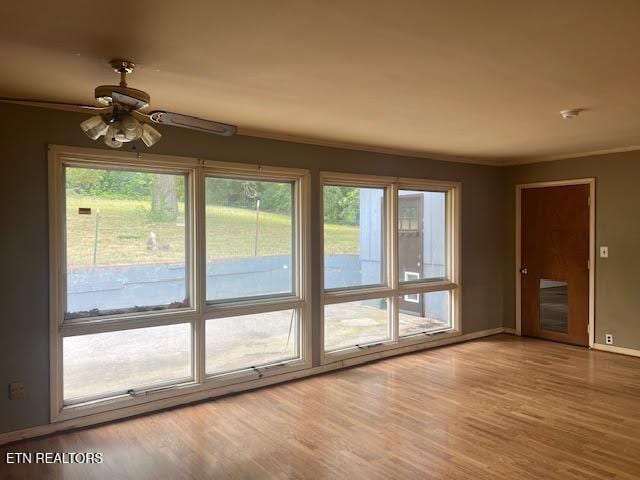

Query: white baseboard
593;343;640;358
0;327;507;446
502;327;518;335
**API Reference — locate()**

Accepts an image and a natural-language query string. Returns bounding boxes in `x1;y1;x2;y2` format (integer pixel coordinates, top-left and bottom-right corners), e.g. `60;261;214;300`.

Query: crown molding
502;145;640;166
233;130;640;168
237;127;502;166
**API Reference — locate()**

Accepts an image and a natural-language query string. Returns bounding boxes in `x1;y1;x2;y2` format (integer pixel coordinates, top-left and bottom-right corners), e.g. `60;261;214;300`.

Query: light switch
600;246;609;258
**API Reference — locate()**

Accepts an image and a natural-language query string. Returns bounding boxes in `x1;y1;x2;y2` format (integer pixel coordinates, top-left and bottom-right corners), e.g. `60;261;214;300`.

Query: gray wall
0;103;505;434
503;151;640;350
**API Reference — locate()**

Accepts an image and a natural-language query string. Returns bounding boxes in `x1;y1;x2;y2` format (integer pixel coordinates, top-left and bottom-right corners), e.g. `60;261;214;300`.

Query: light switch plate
600;246;609;258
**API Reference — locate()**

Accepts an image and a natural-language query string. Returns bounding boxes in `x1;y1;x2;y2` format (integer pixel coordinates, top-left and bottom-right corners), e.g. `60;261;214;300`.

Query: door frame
515;178;595;347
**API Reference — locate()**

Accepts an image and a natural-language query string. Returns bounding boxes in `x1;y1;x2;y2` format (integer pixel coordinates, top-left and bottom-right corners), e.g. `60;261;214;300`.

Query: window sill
54;358;310;423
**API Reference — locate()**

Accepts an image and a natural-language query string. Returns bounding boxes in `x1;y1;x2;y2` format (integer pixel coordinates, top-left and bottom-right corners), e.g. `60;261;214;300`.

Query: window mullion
323;287;395;305
205;298;305;318
397;281;458;295
194;162;207;385
389;182;399;342
60;312;199;337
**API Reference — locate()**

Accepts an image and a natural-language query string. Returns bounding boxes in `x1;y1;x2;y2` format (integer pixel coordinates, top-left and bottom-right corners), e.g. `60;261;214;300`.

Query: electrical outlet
600;246;609;258
605;334;614;345
9;382;25;400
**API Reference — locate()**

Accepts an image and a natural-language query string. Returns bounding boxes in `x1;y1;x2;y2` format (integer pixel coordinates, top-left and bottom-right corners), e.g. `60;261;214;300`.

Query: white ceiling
1;0;640;165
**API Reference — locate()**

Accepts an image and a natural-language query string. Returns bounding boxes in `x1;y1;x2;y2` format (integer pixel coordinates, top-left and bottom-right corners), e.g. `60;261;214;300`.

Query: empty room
1;1;640;478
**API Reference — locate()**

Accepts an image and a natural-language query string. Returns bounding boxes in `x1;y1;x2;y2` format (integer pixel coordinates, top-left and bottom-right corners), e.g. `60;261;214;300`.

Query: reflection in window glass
324;299;390;352
63;323;192;402
398;190;446;283
206;310;299;375
206;177;294;302
64;167;188;319
323;185;384;290
539;279;568;333
399;291;451;337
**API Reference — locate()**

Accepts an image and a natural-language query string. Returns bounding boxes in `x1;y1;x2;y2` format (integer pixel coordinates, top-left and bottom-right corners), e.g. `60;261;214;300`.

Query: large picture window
321;172;460;359
50;147;458;424
50;148;310;421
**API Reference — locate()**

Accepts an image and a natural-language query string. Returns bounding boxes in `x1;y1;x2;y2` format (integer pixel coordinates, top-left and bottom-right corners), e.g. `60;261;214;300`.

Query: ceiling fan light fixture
112;120;128;143
121;115;143;141
80;115;109;140
141;123;162;147
96;95;113;106
4;59;236;149
104;124;123;148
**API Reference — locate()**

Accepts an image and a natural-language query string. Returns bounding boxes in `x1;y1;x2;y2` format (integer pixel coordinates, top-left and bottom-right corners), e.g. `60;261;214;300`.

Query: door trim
515;178;595;347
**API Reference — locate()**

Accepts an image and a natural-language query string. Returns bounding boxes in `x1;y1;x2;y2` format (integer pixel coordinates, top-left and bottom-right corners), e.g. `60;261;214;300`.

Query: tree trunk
152;174;178;220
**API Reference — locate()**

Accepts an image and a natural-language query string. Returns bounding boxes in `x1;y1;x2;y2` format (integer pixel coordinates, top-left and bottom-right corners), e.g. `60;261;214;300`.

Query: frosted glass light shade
121;115;143;141
79;115;109;140
141;123;162;147
104;125;123;148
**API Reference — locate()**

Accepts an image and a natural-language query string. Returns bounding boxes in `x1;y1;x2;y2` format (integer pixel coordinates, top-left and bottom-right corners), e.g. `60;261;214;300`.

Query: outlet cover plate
9;382;25;400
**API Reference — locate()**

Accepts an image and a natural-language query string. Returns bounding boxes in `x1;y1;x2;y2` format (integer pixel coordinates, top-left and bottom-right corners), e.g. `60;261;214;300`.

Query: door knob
520;267;528;274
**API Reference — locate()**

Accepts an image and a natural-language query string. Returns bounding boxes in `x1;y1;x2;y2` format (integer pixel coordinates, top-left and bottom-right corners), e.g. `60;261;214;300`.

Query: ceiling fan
0;59;237;148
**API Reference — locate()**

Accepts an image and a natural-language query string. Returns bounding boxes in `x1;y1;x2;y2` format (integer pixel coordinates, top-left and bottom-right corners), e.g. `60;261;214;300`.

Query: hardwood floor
2;334;640;479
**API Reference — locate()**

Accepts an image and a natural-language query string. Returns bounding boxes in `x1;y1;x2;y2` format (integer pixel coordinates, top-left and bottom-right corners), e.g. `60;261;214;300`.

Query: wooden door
398;194;424;315
520;184;590;346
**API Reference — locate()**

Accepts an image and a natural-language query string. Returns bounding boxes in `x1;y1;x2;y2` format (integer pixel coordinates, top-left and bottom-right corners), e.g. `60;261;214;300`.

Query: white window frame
49;145;311;422
320;172;461;364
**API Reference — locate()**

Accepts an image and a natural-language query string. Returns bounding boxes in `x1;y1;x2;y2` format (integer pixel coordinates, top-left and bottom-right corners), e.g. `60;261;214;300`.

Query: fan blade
131;110;151;121
149;111;236;136
0;97;111;114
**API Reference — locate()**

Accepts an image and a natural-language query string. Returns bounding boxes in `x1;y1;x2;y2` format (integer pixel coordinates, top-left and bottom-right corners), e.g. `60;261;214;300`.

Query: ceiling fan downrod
110;59;136;87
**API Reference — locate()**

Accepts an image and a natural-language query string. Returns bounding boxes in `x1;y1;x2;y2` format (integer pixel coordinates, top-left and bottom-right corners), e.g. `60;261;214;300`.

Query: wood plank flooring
2;334;640;479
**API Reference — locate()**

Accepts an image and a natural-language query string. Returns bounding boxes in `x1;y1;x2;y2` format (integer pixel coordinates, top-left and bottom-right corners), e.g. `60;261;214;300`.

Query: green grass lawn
66;196;359;267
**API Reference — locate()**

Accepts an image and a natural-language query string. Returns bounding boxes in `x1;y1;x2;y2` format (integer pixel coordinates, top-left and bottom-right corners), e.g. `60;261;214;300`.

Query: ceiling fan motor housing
94;85;150;110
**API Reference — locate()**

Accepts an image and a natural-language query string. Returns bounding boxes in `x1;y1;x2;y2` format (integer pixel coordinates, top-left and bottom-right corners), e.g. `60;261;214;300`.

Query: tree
151;174;178;221
323;186;360;225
